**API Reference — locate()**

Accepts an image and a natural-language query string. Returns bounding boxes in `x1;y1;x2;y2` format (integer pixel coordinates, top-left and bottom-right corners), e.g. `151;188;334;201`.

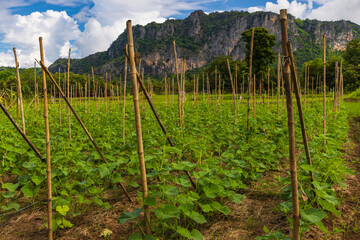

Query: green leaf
176;226;192;239
2;182;19;191
93;197;110;210
31;175;44;186
1;202;20;211
301;208;326;224
191;229;203;240
162;185;179;196
144;196;156;207
203;183;220;198
187;211;207;224
128;233;143;240
62;218;74;228
211;201;230;215
154;204;180;220
300;164;319;173
22;161;36;169
21;183;39;198
117;207;142;223
56;205;70;216
144;234;158;240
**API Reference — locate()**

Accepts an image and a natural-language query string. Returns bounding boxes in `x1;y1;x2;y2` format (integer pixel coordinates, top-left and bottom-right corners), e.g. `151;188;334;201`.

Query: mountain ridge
49;10;360;77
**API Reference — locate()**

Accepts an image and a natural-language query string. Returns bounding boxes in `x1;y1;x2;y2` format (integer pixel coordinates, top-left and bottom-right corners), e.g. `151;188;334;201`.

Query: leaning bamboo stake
333;61;339;113
36;60;133;202
227;59;237;127
0;100;43;160
123;46;128;143
34;62;37;123
13;48;25;134
248;27;255;131
126;20;151;234
267;68;270;107
173;40;182;128
304;63;307;107
323;35;326;146
58;68;62;127
67;48;71;140
123;49;197;189
280;10;300;240
340;58;343;102
38;37;53;240
287;41;316;193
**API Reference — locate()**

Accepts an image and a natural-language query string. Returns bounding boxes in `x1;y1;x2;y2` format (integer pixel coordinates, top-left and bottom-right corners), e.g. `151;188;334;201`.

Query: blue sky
0;0;357;67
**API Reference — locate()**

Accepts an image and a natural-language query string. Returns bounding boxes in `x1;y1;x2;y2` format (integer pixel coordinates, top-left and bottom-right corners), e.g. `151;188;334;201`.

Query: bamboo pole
123;50;196;189
248;27;255;131
304;63;307;107
340;58;343;102
67;48;71;140
280;10;300;240
59;68;62;127
173;40;182;128
36;60;132;202
227;59;237;126
0;100;43;160
126;20;151;234
123;45;128;143
323;35;326;146
34;62;37;123
253;74;256;117
333;61;339;113
202;72;205;102
206;73;210;103
13;48;25;134
287;41;316;193
267;68;270;107
39;37;53;240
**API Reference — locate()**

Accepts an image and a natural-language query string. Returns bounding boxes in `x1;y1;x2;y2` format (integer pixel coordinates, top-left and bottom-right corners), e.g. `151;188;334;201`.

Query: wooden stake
123;45;128;143
248;27;255;131
287;41;316;195
39;37;53;240
13;48;25;134
126;20;151;234
280;10;300;240
173;40;182;128
37;60;132;202
227;59;237;127
67;48;71;140
323;35;326;146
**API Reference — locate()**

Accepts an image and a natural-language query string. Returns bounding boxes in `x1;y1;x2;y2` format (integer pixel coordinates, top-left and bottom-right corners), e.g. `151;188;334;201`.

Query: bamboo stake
323;35;326;146
13;48;25;134
0;100;43;160
123;50;196;189
206;73;210;103
34;62;37;123
280;10;300;240
304;63;307;107
287;41;316;193
333;61;339;113
340;58;343;102
267;68;270;107
126;20;151;234
173;40;182;128
59;68;62;127
227;59;237;126
36;60;132;202
253;74;256;117
202;72;205;102
123;45;128;143
67;48;71;140
248;27;255;131
39;37;53;240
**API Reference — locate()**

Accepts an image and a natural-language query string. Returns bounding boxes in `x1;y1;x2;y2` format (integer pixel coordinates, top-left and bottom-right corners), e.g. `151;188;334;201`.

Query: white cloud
255;0;360;25
0;10;80;67
75;0;219;57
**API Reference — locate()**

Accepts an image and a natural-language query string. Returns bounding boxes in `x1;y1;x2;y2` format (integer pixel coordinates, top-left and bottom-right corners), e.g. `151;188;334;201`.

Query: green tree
343;39;360;67
241;27;276;76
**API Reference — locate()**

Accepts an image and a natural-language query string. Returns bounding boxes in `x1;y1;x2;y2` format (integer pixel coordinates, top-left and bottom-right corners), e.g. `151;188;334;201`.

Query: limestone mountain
49;10;360;77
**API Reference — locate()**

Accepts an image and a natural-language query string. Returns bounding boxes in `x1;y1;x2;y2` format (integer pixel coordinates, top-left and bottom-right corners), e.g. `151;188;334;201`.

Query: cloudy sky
0;0;357;68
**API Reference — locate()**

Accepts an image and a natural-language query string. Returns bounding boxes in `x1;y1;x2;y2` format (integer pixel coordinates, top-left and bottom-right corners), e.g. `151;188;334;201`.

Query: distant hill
49;10;360;77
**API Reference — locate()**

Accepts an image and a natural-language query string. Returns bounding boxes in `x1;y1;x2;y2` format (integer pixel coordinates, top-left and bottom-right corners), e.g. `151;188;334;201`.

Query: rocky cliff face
49;10;360;77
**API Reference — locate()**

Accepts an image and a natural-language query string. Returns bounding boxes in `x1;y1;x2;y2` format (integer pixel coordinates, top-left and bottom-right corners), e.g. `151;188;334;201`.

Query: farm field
1;92;359;239
1;5;360;240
